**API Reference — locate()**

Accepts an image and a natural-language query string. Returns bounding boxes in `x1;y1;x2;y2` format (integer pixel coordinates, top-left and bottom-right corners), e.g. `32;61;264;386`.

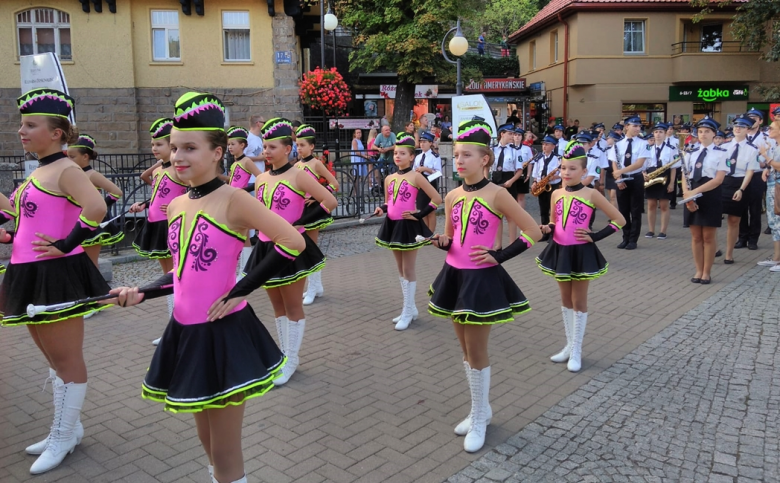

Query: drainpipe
557;12;569;121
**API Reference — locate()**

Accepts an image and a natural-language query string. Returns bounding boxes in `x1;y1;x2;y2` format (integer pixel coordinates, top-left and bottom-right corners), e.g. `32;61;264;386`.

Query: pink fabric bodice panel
229;162;251;189
169;211;247;325
445;196;501;269
387;178;419;221
255;179;306;241
149;171;188;222
552;196;595;246
11;179;84;264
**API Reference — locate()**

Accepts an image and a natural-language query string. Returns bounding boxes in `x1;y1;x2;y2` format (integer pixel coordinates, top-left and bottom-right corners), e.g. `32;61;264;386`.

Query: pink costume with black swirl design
375;177;433;250
228;162;251;189
296;163;334;230
132;170;189;259
536;195;615;281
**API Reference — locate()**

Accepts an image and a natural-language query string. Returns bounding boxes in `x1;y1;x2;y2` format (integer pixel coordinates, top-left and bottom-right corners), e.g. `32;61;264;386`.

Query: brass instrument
644;159;677;188
532;166;560;196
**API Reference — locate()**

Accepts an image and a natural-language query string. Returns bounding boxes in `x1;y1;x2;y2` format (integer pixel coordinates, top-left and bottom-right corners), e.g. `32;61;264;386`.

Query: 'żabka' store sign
465;78;527;93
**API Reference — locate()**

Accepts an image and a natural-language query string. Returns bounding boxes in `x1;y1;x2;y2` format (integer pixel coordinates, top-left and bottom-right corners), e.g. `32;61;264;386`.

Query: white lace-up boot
29;380;87;474
567;311;588;372
275;319;305;385
454;361;492;436
550;306;574;363
463;366;491;453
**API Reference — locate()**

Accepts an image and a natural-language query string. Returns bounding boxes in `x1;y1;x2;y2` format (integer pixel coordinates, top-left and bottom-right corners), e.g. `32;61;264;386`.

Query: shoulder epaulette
714;146;727;152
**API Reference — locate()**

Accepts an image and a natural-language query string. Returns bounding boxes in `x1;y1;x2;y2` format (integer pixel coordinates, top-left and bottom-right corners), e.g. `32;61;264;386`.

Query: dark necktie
497;147;505;171
693;148;707;182
623;139;633;169
728;144;739;175
655;146;663;169
419;152;426;170
543;154;553;176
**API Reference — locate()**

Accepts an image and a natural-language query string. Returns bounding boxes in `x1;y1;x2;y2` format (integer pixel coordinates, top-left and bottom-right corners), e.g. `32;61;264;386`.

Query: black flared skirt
428;263;530;324
645;172;675;201
685;178;722;227
302;201;334;231
243;232;325;288
375;217;432;251
536;240;609;282
0;253;111;326
721;176;746;217
604;166;617;190
142;304;285;413
416;178;441;211
82;217;125;247
132;219;171;259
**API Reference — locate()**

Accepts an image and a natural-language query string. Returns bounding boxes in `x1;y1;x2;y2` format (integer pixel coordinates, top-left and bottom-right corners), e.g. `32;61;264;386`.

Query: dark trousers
739;174;766;244
616;176;645;243
538;183;560;225
670;168;681;208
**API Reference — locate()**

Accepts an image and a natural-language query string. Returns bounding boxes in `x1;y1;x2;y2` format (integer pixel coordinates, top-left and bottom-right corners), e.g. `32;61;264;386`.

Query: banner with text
451;95;498;139
465;78;527;93
380;85;439;99
20;53;74;125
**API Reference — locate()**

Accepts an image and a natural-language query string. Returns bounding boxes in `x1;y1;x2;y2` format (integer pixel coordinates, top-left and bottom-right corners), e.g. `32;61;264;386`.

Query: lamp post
442;19;469;95
320;2;338;68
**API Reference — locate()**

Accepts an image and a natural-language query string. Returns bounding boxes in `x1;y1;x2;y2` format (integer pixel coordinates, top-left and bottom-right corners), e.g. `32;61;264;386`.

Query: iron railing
671;41;759;55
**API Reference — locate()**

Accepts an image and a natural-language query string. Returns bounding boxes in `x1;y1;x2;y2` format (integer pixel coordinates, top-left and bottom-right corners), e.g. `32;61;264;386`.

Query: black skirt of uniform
491;171;518;198
243;232;325;288
536;239;609;282
375;217;432;251
0;253;111;326
721;176;746;217
142;304;285;413
645;170;675;201
82;217;125;247
415;177;441;211
604;166;617;190
301;200;334;231
428;263;530;324
685;177;723;227
516;175;530;195
132;219;171;259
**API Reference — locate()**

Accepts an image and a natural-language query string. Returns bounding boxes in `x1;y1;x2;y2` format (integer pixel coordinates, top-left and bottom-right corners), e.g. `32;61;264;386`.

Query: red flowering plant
299;67;352;116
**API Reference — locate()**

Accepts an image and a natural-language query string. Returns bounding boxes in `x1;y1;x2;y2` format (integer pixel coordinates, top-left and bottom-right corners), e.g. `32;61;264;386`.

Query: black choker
565;183;584;192
235;154;245;161
189;178;224;199
270;163;293;175
302;155;315;162
398;167;413;174
38;152;67;166
464;178;490;192
83;165;93;172
162;161;172;168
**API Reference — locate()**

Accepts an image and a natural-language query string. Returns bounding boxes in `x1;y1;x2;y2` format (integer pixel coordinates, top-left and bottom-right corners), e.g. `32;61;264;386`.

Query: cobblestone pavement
447;263;780;483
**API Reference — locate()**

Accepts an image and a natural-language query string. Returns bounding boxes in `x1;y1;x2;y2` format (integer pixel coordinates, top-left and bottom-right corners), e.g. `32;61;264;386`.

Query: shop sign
379;84;439;99
328;118;382;130
669;85;749;102
465;78;527;93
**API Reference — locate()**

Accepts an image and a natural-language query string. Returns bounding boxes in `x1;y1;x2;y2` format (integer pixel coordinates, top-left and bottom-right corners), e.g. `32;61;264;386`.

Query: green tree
335;0;481;132
468;0;540;41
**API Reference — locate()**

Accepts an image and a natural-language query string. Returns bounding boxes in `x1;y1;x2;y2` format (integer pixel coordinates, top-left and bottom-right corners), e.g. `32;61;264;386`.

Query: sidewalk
0;207;775;482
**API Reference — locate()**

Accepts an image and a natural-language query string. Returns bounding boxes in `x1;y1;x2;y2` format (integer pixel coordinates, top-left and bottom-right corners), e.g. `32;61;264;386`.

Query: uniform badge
695;163;703;169
596;167;601;174
496;166;503;172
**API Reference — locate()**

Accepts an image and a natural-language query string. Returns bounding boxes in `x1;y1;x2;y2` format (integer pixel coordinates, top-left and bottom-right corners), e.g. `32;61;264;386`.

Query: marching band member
553;124;567;156
608;116;648;250
531;135;562;239
721;116;759;264
665;124;682;209
644;123;677;240
428;119;542;452
604;130;622;209
536;140;625;372
413;131;442;232
736;108;770;250
375;133;442;330
577;131;607;190
512;127;534;211
682;117;728;284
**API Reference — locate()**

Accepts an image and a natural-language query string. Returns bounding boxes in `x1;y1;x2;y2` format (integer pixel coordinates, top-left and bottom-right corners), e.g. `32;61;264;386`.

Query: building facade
0;0;305;156
509;0;780;130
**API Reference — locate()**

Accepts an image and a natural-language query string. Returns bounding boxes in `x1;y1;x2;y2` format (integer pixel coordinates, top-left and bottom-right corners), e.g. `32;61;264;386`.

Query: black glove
412;202;437;220
104;193;121;209
294;202;331;226
0;210;15;224
138;272;174;301
589;221;623;242
244;183;255;193
50;216;99;254
224;243;298;300
434;235;451;251
488;232;535;264
379;204;388;214
547;223;555;234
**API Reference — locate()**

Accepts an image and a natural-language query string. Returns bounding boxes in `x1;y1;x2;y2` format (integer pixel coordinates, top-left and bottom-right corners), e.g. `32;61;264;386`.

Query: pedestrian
350;128;367;177
758;120;780;270
536;141;625;372
416;115;430;148
441;115;452;130
736;108;770;250
682;117;728;284
428;119;542;452
243;118;338;385
111;93;307;483
532;135;563;239
373;132;442;331
500;34;510;57
1;88;109;474
506;109;520;125
544;117;557;136
643;123;677;240
414;131;442;232
608;116;649;250
296;124;340;305
478;32;486;55
245;114;266;174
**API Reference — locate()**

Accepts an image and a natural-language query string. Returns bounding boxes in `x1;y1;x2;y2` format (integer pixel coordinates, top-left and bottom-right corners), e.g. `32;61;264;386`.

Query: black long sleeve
225;244;298;300
50;216;99;254
488;232;535;264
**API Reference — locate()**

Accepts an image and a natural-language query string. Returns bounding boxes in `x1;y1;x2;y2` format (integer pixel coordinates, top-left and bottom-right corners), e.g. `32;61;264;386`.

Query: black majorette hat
150;118;174;139
173;92;226;132
456;120;492;147
396;132;416;148
227;126;248;140
262;118;294;141
562;140;587;160
295;124;316;140
70;134;96;151
18;88;74;118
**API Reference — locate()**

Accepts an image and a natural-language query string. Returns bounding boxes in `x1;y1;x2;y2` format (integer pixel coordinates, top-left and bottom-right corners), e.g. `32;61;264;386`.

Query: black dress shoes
617;240;628;249
734;240;747;249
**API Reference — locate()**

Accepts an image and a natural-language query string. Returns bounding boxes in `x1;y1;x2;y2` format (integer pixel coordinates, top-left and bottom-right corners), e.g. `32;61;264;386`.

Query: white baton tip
26;304;44;318
415;235;426;242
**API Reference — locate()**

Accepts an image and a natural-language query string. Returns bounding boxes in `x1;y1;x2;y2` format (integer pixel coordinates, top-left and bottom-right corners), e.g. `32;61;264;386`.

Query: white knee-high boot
30;380;87;474
454;361;493;436
395;281;417;330
567;311;588;372
312;270;324;297
26;370;84;455
275;319;305;385
274;316;288;354
212;475;247;483
550;306;574;363
392;277;407;323
302;275;317;305
463;366;491;453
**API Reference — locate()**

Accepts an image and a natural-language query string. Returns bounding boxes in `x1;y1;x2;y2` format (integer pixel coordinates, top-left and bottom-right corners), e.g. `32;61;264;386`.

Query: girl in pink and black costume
536;141;626;373
242;118;338;385
225;126;263;273
428;120;542;453
0;88;110;474
111;92;306;483
373;132;442;331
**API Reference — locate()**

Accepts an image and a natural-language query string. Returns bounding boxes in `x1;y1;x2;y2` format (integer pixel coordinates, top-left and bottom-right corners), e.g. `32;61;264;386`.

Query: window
700;24;723;52
222;11;250;61
151;10;180;61
16;8;71;60
624;20;645;54
530;41;536;70
551;31;558;63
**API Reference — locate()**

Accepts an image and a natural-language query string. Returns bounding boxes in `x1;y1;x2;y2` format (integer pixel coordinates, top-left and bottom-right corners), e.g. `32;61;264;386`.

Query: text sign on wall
465;78;527;93
379;85;439;99
275;51;292;64
669;86;749;102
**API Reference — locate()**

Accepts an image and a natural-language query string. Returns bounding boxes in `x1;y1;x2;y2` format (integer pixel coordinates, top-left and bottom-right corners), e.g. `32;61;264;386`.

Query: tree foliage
465;0;540;41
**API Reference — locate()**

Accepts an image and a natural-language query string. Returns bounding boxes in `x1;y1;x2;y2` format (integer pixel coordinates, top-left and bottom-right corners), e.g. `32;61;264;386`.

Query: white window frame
151;10;180;61
530;41;537;70
624;20;646;54
552;31;559;63
16;8;72;60
222;11;251;62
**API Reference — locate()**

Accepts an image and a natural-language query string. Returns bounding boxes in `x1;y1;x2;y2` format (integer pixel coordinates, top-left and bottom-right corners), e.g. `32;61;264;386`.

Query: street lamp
320;2;338;68
442;19;469;95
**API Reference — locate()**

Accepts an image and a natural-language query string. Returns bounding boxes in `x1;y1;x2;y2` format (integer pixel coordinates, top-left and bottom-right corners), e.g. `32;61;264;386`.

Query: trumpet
532;166;560;197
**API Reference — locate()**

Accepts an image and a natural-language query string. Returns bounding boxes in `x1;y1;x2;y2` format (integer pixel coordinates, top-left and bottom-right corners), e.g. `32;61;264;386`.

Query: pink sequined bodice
11;179;84;264
149;171;188;222
553;196;595;246
168;212;247;325
387;178;419;220
297;163;320;183
228;162;251;189
445;197;501;269
256;179;306;240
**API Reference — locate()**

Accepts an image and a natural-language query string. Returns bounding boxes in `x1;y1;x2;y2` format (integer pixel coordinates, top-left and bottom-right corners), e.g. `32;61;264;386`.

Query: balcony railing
671;41;759;55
